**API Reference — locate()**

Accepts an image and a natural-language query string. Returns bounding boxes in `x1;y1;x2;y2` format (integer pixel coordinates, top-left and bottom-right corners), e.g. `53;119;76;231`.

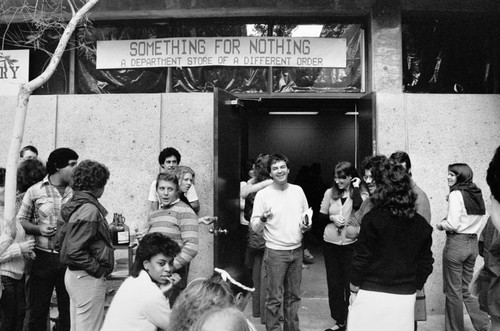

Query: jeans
65;269;106;331
443;234;490;331
263;247;303;331
323;241;355;326
27;249;70;331
0;275;26;331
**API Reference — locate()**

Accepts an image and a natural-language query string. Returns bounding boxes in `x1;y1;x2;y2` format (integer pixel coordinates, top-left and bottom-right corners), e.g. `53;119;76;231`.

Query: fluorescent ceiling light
269;111;319;115
344;111;359;115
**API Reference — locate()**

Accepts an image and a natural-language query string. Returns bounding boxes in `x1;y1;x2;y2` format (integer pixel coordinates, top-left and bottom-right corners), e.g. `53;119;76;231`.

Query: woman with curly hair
102;232;181;331
319;161;363;331
348;159;434;331
56;160;113;331
436;163;491;331
169;276;235;331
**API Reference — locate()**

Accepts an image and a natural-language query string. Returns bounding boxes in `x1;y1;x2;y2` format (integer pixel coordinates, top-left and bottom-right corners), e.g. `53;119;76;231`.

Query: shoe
303;249;315;264
324;323;345;331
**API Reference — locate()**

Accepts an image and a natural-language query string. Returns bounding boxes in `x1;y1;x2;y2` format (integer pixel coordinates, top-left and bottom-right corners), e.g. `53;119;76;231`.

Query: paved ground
244;244;476;331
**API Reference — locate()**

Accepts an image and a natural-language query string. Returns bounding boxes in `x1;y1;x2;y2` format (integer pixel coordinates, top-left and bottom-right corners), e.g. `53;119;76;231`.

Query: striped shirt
147;200;198;270
17;176;73;252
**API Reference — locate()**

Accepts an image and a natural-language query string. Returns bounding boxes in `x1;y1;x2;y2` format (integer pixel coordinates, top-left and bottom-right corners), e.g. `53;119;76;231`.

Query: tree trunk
1;0;100;256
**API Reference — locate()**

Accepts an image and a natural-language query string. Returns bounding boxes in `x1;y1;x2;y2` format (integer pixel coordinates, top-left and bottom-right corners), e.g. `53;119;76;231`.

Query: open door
213;88;243;268
356;92;376;164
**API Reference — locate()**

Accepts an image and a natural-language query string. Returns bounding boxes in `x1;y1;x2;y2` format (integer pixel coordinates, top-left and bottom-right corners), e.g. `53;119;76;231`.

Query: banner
96;37;346;69
0;50;29;96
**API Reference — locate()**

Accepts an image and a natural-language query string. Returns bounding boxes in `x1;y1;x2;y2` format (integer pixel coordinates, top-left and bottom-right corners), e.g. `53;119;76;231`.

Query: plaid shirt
17;176;73;252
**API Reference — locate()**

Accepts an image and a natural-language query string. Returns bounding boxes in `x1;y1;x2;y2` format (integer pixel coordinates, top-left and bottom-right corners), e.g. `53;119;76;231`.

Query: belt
446;231;477;238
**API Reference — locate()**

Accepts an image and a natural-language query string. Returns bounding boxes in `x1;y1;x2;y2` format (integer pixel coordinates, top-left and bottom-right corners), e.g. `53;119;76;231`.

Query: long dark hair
371;159;416;218
330;161;358;200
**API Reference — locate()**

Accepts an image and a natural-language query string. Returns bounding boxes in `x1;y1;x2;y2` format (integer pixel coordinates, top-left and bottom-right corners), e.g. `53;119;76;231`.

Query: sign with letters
96;37;346;69
0;50;29;96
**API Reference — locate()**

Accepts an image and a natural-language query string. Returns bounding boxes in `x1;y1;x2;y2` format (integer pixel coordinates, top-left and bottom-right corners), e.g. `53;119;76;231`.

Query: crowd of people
0;143;499;331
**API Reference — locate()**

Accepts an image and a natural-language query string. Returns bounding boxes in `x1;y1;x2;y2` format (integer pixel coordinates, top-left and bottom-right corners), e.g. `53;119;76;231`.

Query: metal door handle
209;228;228;234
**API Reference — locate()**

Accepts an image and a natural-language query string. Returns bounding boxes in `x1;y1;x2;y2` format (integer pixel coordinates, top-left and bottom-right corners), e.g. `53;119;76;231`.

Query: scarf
450;164;485;215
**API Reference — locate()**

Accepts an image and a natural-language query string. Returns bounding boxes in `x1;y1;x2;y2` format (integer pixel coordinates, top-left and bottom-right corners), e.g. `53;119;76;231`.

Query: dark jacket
350;208;434;294
57;191;114;278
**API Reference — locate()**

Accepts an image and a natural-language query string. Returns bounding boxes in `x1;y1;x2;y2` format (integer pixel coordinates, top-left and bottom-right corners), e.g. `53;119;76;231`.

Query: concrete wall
0;93;215;281
376;92;500;314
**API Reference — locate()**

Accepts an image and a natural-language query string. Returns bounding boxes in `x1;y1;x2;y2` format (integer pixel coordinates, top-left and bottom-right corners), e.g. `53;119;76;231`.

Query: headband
214;268;255;293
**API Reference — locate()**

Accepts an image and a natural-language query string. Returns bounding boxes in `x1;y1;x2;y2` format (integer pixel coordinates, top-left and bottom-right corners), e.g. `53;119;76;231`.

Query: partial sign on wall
0;50;29;96
96;37;346;69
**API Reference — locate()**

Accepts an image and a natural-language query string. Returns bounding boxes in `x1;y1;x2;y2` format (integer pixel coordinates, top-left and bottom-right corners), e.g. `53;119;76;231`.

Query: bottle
110;213;130;246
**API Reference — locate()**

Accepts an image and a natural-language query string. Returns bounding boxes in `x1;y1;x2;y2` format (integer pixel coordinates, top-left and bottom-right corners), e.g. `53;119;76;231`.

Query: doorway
241;97;374;304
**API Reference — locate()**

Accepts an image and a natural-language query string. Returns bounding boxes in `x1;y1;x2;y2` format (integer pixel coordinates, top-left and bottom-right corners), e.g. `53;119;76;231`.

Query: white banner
0;50;30;96
97;37;346;69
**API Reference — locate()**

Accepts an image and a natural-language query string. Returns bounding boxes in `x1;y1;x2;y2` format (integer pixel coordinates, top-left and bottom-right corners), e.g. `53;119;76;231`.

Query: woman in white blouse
437;163;491;331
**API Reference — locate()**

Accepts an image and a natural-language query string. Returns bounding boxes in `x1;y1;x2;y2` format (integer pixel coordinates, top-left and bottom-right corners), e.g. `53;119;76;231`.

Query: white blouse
439;190;486;234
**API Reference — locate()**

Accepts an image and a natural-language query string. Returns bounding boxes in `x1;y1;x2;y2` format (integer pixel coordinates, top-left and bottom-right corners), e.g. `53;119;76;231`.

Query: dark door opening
239;97;375;301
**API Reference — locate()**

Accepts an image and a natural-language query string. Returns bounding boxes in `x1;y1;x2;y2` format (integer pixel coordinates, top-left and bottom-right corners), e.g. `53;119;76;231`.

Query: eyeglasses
363;175;373;181
334;176;347;180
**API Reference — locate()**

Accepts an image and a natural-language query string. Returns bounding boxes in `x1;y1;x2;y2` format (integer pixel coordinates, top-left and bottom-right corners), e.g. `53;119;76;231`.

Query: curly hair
487;146;500;201
169;277;235;331
371;158;416;218
130;232;181;277
330;161;359;200
71;160;110;192
158;147;181;166
17;159;46;193
361;154;388;175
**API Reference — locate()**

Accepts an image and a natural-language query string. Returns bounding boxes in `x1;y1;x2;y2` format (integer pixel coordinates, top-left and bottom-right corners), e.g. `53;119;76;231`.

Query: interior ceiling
241;98;356;114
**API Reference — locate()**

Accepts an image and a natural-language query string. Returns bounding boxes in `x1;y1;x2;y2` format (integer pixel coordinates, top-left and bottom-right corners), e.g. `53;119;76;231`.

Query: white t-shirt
148;180;198;203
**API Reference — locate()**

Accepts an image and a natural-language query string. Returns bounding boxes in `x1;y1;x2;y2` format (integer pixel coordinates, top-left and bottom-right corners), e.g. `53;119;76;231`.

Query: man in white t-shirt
251;153;311;331
148;147;200;213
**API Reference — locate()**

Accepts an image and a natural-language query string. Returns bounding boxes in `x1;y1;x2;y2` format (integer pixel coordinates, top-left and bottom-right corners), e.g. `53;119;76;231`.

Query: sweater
351;208;434;294
147;200;199;270
250;184;308;250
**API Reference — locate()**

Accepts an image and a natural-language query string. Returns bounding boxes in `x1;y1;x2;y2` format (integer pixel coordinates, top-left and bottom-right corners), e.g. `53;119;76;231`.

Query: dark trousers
27;249;70;331
323;241;356;325
169;264;189;307
1;275;26;331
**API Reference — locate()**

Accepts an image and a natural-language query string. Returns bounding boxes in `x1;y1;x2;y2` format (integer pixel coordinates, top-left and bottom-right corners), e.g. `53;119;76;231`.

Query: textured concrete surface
160;93;215;281
0;95;57;165
376;93;500;314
